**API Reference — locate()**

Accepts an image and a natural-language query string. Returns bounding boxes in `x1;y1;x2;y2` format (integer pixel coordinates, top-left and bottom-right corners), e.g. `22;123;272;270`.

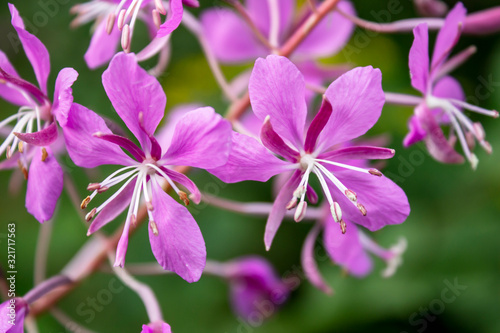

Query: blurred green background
1;0;499;332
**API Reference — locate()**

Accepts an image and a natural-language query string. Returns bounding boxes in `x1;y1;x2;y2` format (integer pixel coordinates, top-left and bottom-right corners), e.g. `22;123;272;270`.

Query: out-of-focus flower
0;298;28;333
413;0;448;17
141;321;171;333
210;55;410;251
63;52;232;282
405;2;498;169
71;0;198;69
0;3;78;223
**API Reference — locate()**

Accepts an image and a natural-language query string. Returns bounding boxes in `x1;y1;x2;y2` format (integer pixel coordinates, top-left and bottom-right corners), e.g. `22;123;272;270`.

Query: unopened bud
357;203;367;216
81;196;91;209
294;201;307;222
368;169;382;177
150;220;159;236
330;202;342;223
345;189;357;202
179;191;189;206
85;208;97;222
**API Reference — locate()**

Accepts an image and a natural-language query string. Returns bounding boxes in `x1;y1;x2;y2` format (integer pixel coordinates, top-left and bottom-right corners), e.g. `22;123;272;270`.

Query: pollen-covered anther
41;147;48;162
368;169;382;177
106;12;116;34
152;9;161;30
121;24;131;52
154;0;166;15
357;203;367;216
286;197;297;210
85;208;97;222
345;189;357;202
87;183;101;191
17;160;28;180
18;142;24;153
294;201;307;222
131;214;137;228
150;220;159;236
81;196;91;209
340;219;347;234
293;185;306;199
178;191;190;206
97;186;109;193
146;201;154;211
6;146;12;159
330;202;342;223
117;9;127;30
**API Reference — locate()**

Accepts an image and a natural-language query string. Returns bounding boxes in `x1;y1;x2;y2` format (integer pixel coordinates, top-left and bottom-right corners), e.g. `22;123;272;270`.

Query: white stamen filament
315;158;376;175
146;163;182;194
95;172;139;214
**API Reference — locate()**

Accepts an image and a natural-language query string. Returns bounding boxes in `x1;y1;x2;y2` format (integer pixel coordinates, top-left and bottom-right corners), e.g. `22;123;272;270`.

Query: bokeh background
1;0;499;332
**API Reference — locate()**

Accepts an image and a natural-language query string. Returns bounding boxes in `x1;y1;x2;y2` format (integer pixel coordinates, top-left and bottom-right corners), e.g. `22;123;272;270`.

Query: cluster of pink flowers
0;1;499;332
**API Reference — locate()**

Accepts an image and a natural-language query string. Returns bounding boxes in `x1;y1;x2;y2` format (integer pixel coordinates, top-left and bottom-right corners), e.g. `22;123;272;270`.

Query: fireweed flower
210;55;410;250
71;0;199;69
0;4;78;223
201;0;355;98
405;2;498;168
302;208;407;293
0;298;28;333
63;52;232;281
213;257;290;320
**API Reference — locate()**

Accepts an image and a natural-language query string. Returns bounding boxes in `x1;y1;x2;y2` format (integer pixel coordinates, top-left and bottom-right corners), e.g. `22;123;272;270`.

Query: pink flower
0;298;28;333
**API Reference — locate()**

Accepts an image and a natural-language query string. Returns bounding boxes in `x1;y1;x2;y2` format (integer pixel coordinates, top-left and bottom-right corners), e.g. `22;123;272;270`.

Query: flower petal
294;1;355;59
84;19;121;69
403;115;427;147
0;50;31;106
431;3;467;70
63;103;135;168
208;132;291;183
200;7;266;63
328;168;410;231
159;167;201;204
87;179;136;235
157;0;184;37
323;218;373;277
26;147;63;223
9;3;50;94
304;97;333;153
161;107;232;169
149;179;206;283
264;170;301;250
301;223;333;294
102;52;166;149
319;146;395;160
409;24;430;94
260;116;300;162
156;104;201;153
249;55;307;148
52;68;79;126
14;122;58;146
246;0;294;40
318;66;384;150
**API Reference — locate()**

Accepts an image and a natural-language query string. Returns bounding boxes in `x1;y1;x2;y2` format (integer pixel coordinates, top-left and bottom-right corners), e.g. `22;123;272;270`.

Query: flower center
425;94;498;169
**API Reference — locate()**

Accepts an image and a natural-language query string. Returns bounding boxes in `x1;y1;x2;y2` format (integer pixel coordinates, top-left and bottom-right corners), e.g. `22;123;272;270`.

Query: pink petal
304;98;333;153
328;168;410;231
260;116;300;162
317;66;384;151
294;1;355;59
156;104;201;153
403;115;427;147
0;50;31;106
264;170;301;250
157;0;184;37
62;103;135;168
14;122;58;146
149;180;206;282
102;52;166;149
249;55;307;148
161;107;232;168
432;76;464;123
431;3;467;70
208;132;291;183
84;19;121;69
301;223;333;294
9;4;50;94
158;167;201;204
319;146;395;160
52;68;79;126
245;0;294;40
200;7;266;63
409;24;430;94
323;218;373;277
0;298;28;333
26;147;63;223
87;179;136;235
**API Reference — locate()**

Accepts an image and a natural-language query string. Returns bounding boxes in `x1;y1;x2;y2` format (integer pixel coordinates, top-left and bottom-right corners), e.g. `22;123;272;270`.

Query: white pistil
146;163;182;195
